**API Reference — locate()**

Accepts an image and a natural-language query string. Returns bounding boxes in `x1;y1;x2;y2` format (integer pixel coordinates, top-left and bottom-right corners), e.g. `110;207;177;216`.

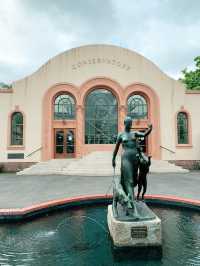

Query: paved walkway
0;172;199;209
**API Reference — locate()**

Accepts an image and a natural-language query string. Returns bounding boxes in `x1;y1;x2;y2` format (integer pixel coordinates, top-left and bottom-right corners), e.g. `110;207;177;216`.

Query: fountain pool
0;202;199;266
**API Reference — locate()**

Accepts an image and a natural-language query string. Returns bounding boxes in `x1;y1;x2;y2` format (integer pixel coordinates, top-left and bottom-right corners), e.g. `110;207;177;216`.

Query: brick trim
169;160;200;170
0;194;199;220
0;162;36;173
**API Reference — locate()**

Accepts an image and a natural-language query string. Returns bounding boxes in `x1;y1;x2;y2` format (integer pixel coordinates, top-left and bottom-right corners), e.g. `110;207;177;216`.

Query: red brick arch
42;80;161;160
125;83;161;159
42;83;79;160
79;77;125;105
78;77;127;155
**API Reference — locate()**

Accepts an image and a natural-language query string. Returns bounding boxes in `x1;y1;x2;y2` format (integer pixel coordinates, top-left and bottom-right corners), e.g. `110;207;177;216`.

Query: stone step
17;151;188;175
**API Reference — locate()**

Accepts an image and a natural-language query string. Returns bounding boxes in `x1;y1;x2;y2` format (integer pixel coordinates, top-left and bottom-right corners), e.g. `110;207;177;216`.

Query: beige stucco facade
0;44;200;166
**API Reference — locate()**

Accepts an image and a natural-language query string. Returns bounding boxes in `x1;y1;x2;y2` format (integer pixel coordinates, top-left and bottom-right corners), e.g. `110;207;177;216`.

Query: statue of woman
112;116;152;217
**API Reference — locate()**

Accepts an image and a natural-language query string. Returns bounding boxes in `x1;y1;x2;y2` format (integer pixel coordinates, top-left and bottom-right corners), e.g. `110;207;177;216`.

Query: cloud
0;0;200;83
0;0;118;82
112;0;200;78
19;0;119;44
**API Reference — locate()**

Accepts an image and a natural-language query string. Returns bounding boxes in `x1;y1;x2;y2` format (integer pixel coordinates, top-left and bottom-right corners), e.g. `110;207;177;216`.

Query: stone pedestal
107;204;162;248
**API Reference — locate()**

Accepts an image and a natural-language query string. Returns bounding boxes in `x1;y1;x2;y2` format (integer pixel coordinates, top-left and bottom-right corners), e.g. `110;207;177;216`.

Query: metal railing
160;145;175;154
25;147;43;158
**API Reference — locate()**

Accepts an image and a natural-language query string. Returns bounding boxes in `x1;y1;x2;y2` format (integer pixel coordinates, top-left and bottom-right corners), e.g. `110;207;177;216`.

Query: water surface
0;204;199;266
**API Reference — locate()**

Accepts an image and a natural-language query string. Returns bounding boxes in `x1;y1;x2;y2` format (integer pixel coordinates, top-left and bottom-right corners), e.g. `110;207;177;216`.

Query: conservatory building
0;44;200;170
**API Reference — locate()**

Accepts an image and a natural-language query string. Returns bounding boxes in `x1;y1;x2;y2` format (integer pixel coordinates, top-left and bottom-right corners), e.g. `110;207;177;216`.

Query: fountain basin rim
0;194;199;221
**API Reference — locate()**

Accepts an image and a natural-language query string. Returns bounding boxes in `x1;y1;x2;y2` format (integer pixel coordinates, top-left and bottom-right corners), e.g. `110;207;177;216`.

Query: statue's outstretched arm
135;124;152;138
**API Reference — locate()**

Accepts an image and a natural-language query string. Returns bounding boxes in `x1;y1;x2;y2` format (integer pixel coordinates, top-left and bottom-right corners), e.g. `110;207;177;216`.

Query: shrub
0;164;4;173
192;161;200;170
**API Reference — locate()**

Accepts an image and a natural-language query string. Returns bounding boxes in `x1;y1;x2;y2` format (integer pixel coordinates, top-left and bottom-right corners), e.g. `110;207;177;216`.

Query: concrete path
0;172;199;209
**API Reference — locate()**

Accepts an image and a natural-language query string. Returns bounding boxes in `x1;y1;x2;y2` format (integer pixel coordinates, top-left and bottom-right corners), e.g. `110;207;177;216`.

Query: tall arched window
127;94;148;119
54;94;75;120
177;112;189;144
85;88;118;144
11;112;24;145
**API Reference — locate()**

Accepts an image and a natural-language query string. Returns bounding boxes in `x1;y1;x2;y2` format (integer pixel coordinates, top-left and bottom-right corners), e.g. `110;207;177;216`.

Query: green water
0;204;199;266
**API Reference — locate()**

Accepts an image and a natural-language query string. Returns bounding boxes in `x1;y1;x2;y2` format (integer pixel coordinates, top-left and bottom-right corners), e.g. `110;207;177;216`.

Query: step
17;151;189;175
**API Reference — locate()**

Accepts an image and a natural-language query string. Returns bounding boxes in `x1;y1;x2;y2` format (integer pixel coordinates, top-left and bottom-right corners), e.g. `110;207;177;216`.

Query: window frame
176;110;192;148
127;93;148;120
54;93;76;120
8;111;25;150
84;88;118;144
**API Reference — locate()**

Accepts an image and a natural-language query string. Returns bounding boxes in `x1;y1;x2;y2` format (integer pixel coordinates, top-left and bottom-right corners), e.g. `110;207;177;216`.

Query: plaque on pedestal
107;204;162;248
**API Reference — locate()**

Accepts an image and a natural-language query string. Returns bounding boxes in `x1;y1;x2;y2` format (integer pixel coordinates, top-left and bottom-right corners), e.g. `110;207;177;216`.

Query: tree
180;56;200;90
0;82;11;89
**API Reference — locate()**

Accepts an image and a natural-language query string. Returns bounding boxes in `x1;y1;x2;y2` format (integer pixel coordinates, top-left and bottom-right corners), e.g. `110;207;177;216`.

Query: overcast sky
1;0;200;83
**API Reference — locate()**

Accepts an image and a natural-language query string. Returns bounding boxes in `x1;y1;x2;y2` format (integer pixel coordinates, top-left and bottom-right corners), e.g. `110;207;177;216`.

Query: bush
0;164;4;173
192;161;200;170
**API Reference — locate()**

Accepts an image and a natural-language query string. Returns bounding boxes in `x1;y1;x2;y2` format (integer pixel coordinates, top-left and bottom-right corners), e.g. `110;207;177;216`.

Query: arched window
11;112;23;145
127;94;148;119
54;94;75;120
177;112;189;144
85;88;118;144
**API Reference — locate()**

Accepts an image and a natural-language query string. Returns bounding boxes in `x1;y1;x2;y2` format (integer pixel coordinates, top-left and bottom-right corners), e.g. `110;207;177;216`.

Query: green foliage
180;56;200;90
0;164;4;173
192;161;200;170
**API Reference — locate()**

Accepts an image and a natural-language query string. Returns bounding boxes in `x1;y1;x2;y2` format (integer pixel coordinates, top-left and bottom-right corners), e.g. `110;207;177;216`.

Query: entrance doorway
54;129;75;158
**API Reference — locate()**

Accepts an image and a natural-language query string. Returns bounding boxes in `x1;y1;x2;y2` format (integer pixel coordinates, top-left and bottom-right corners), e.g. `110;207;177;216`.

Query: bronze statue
137;154;151;200
112;116;152;218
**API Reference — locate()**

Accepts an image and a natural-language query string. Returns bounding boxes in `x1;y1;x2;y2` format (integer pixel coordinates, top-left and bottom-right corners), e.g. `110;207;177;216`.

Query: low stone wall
0;162;36;173
169;160;200;170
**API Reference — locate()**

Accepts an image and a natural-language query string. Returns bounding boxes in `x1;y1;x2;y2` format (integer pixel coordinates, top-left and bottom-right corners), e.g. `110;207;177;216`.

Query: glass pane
56;131;64;145
56;146;64;153
11;112;23;145
127;95;147;119
15;113;23;124
54;94;75;120
85;89;118;144
177;112;188;144
66;130;74;153
55;130;64;154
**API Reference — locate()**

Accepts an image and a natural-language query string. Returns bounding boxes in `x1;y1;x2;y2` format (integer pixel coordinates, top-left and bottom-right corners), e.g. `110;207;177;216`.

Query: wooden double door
54;129;75;158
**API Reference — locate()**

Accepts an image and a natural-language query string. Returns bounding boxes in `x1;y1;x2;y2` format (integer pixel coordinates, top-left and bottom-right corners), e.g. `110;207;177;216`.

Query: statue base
107;204;162;248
